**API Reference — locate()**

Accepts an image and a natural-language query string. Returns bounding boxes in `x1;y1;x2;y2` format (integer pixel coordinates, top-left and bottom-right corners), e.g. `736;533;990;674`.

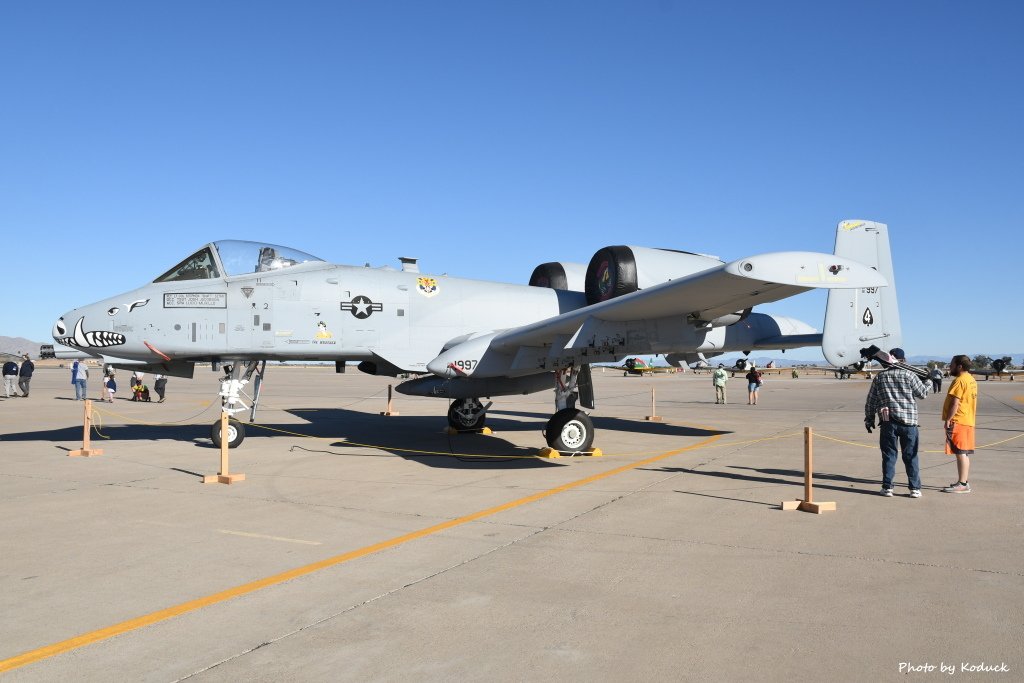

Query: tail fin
822;220;902;366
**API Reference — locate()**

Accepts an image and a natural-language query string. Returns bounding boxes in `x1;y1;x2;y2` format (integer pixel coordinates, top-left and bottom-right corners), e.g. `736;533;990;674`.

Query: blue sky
2;1;1021;359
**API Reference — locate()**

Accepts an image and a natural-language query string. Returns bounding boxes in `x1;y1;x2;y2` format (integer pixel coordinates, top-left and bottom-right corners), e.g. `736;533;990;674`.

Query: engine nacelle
584;246;723;305
529;262;587;291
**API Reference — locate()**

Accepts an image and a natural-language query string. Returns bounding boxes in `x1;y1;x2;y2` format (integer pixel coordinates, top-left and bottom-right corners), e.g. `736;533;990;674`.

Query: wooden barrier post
645;387;663;422
203;411;245;484
781;427;836;514
69;399;104;457
805;427;813;504
380;384;399;416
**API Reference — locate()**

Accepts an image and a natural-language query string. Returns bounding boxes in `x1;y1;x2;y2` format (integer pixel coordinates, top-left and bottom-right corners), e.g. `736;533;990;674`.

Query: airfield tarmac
1;366;1021;682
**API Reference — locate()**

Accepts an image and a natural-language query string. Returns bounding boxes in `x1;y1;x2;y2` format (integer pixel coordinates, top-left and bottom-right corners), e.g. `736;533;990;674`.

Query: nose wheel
211;418;246;449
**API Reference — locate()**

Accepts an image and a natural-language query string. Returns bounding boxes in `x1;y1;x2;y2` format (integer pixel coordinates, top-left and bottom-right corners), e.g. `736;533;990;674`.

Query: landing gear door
578;364;595;410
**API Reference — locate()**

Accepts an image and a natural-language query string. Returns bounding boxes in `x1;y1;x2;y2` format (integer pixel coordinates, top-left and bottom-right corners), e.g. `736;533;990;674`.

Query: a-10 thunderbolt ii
52;219;901;452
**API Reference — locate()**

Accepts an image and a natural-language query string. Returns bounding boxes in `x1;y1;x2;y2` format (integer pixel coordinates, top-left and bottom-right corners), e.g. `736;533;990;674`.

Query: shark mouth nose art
54;317;126;348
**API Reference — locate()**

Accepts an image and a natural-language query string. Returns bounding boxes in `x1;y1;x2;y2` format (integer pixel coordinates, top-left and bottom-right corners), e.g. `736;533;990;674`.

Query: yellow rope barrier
92;402;216;426
816;430;1024;453
82;404;1023;460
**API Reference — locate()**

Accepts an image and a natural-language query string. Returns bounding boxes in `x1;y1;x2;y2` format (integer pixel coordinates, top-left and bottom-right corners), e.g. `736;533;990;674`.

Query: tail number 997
452;359;478;372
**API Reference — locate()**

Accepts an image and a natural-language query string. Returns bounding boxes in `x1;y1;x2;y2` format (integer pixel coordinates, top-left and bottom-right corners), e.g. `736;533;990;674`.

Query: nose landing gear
210;360;266;448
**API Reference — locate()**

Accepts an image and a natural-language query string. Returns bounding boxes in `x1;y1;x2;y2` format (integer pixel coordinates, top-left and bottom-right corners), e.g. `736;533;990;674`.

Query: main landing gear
542;366;595;453
210;360;266;449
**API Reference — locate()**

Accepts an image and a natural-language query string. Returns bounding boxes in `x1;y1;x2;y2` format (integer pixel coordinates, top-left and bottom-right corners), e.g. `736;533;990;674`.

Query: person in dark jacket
18;354;34;397
154;374;167;403
2;359;18;397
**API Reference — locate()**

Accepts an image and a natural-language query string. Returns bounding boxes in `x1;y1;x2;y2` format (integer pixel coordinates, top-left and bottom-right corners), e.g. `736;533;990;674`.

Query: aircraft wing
492;251;883;352
426;251;887;378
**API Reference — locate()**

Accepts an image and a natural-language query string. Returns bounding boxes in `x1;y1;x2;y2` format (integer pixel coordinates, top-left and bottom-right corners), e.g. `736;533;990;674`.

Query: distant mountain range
0;335;43;357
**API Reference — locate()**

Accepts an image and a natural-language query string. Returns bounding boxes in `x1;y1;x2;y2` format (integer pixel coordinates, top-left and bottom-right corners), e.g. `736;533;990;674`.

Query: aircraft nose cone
53;314;71;341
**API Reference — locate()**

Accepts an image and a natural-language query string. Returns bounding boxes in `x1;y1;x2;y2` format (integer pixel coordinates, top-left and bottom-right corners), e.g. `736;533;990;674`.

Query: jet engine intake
529;262;587;291
585;246;723;305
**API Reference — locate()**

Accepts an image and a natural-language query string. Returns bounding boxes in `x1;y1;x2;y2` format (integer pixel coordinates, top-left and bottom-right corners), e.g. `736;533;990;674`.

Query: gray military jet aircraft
53;219;902;452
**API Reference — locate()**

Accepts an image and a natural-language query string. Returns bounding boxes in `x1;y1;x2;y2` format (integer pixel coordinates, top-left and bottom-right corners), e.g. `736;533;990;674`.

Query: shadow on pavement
643;464;887;497
3;406;728;471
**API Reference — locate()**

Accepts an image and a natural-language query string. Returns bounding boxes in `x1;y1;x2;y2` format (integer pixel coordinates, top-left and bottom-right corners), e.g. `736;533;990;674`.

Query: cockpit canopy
154;240;325;282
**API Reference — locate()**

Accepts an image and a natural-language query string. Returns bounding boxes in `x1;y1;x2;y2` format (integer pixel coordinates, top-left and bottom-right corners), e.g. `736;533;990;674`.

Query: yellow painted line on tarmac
0;432;721;674
217;530;323;546
1015;395;1024;404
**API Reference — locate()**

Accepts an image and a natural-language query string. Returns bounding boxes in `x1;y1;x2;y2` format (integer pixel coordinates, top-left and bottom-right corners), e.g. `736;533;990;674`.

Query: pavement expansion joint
175;526;548;681
177;469;695;677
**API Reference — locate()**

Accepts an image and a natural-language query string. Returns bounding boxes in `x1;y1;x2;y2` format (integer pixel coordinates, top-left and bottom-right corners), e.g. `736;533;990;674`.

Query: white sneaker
880;487;894;497
910;489;922;498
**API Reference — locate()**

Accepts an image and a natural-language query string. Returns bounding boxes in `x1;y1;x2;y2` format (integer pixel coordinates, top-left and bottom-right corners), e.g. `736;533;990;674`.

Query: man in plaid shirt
864;347;931;497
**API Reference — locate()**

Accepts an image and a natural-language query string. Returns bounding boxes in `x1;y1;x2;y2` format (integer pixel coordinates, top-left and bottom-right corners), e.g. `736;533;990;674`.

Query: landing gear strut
543;366;595;453
447;398;489;431
210;360;266;449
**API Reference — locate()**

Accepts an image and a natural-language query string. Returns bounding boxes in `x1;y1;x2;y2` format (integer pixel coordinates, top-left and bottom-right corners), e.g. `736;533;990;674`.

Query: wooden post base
69;448;104;457
781;499;837;514
380;411;400;416
203;473;246;484
645;415;663;422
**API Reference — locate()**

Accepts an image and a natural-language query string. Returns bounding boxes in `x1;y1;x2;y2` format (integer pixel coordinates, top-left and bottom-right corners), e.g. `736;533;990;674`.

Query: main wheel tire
447;400;486;431
211;418;245;449
543;408;595;453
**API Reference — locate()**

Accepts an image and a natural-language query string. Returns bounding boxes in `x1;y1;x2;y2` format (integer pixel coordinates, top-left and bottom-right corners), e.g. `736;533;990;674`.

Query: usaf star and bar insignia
341;295;383;319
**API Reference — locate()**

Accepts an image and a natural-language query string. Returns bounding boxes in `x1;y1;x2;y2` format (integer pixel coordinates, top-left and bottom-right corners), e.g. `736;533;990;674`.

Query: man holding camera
864;348;930;498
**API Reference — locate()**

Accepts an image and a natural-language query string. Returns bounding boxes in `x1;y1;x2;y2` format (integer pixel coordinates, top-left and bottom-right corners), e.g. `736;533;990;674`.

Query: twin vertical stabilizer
822;220;902;366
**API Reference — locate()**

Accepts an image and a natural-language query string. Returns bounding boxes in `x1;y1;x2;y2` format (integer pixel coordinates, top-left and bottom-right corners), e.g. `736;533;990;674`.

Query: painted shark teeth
56;317;127;348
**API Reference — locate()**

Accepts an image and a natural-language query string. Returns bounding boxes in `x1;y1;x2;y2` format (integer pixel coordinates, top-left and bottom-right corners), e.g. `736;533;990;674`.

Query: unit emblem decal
417;277;439;298
242;287;255;299
862;307;874;325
